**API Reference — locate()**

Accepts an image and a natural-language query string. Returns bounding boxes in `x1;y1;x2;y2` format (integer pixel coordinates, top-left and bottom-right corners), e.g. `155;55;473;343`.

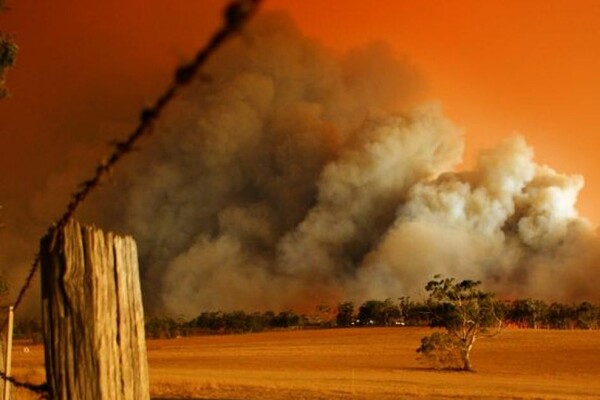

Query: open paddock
9;327;600;399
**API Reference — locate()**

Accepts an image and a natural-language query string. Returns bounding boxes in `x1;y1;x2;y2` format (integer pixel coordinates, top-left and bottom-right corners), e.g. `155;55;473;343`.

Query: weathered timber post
40;219;149;400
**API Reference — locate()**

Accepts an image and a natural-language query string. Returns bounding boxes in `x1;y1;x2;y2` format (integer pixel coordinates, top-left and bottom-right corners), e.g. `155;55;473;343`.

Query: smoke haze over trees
7;12;600;316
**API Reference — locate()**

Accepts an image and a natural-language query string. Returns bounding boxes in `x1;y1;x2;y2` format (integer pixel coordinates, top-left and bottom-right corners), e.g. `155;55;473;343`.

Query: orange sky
1;0;600;226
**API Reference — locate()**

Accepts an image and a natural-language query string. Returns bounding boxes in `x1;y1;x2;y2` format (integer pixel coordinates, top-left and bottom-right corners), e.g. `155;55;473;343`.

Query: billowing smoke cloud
86;12;599;315
356;136;594;301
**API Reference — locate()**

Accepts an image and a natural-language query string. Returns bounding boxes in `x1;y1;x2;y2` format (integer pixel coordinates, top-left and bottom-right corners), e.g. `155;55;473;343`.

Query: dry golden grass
8;328;600;399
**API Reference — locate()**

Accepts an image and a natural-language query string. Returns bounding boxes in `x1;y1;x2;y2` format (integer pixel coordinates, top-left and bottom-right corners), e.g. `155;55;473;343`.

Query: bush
416;331;462;370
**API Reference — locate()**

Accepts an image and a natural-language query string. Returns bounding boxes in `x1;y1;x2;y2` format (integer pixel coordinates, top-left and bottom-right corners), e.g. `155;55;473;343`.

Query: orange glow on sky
269;0;600;223
1;0;600;223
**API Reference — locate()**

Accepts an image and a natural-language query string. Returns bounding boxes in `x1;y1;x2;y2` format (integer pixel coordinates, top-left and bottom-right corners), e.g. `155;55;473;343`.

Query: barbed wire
0;0;262;395
0;370;48;396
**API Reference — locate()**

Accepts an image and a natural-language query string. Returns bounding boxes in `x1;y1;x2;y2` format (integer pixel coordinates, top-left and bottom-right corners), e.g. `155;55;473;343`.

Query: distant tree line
9;297;600;342
335;297;600;330
143;297;600;339
504;299;600;330
144;310;314;339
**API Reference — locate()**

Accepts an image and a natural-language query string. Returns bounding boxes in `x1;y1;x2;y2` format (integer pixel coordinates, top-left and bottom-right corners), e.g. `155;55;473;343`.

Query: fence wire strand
0;0;262;395
0;370;48;395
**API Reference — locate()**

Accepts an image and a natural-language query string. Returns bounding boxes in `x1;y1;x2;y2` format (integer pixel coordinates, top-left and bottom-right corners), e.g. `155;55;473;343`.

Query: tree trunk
41;219;150;400
461;343;473;371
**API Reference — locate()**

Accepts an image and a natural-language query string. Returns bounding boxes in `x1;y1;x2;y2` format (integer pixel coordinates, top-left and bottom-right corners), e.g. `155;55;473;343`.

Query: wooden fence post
40;219;150;400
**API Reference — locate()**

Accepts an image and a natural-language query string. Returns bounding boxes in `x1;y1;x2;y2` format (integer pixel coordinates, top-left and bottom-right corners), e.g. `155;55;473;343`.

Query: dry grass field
8;327;600;399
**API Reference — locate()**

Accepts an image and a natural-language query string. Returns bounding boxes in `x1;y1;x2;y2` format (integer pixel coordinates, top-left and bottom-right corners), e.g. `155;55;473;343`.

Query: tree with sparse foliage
0;0;18;98
357;300;385;326
417;275;503;371
336;301;355;327
575;302;599;330
507;298;548;328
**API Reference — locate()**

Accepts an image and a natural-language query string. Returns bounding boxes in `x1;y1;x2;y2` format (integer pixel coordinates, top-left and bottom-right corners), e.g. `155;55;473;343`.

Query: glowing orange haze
1;0;599;223
275;0;600;224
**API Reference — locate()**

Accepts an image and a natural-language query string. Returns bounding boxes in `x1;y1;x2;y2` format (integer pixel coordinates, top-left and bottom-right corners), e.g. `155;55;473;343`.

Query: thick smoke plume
87;13;599;315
